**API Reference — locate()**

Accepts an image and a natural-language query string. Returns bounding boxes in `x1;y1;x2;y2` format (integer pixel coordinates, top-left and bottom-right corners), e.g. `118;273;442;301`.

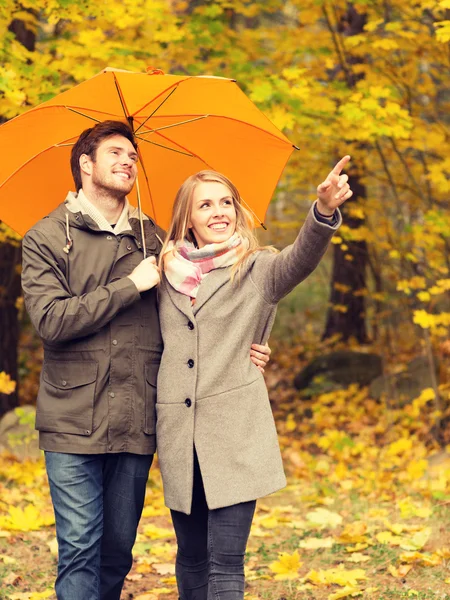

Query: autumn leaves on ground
1;343;450;600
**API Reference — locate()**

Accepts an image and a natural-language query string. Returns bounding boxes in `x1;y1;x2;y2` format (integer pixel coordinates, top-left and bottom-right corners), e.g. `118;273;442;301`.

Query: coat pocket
36;360;98;436
144;361;159;435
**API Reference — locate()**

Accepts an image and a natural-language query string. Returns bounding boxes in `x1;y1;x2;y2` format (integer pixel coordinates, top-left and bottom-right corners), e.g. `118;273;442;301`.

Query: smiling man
21;120;270;600
21;121;163;600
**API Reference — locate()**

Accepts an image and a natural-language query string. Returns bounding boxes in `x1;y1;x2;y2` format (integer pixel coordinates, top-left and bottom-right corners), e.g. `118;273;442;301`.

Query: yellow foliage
142;524;175;540
306;508;343;529
268;550;301;580
299;536;334;550
328;587;363;600
0;504;54;531
0;371;16;395
306;567;366;587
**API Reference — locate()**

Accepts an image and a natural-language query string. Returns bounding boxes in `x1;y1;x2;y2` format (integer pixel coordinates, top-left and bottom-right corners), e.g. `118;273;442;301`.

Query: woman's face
189;181;237;248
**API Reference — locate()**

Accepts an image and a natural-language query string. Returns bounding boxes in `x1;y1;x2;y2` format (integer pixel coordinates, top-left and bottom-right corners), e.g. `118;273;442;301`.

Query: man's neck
81;188;125;225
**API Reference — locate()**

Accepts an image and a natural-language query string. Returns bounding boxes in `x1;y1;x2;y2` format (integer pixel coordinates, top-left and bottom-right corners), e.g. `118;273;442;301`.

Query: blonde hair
160;170;277;279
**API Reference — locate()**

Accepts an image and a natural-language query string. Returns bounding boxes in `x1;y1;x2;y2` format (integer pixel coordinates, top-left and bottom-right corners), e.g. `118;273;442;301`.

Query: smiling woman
156;161;351;600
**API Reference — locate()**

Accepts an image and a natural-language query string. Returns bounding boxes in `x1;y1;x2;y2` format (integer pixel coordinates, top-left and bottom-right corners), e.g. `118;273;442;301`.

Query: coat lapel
192;267;231;315
163;277;195;320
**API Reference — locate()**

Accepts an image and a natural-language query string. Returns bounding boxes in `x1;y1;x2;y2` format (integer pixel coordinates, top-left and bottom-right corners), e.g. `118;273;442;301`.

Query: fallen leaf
299;536;334;549
126;573;143;581
345;553;370;563
269;550;301;580
47;537;58;556
307;567;366;587
142;524;174;540
306;508;343;529
153;563;176;575
0;553;16;564
399;528;431;551
328;586;362;600
388;564;412;578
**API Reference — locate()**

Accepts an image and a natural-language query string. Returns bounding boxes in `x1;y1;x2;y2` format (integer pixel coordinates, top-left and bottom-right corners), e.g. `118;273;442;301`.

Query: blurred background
0;0;449;436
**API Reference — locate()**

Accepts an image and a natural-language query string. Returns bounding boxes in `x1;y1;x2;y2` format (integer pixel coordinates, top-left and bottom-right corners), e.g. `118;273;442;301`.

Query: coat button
112;339;118;346
61;380;67;386
187;359;194;368
109;392;115;398
185;398;192;407
107;235;113;240
187;321;194;330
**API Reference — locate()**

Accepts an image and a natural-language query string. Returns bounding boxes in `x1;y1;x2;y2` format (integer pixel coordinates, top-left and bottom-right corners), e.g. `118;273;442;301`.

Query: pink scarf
163;233;247;299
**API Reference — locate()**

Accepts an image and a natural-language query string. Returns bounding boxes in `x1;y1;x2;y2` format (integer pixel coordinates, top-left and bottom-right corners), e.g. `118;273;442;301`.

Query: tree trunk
322;3;369;342
0;240;22;416
322;176;369;343
0;12;37;417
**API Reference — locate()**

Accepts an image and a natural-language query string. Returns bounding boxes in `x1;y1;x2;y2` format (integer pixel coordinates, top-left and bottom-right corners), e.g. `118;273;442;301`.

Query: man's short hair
70;120;137;191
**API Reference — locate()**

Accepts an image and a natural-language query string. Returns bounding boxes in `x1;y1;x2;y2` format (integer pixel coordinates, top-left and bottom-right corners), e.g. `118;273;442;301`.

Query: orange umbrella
0;67;296;238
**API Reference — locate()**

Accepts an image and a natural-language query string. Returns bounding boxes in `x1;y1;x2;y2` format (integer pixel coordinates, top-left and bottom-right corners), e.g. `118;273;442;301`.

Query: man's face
83;134;138;197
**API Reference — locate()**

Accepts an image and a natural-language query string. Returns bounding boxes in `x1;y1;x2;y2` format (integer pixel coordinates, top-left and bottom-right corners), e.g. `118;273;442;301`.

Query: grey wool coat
156;203;342;514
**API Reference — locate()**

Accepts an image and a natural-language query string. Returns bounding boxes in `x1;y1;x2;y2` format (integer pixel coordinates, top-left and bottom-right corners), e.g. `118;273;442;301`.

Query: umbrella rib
112;73;134;130
137;115;208;135
67;107;102;123
135;135;195;158
134;87;178;134
136;113;293;147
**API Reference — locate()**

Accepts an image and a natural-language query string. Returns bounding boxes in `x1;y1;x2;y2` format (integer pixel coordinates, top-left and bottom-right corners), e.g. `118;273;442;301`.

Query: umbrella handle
135;175;147;259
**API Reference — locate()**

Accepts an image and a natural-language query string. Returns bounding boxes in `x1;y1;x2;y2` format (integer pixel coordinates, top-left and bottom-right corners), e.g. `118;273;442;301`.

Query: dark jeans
170;453;256;600
45;451;153;600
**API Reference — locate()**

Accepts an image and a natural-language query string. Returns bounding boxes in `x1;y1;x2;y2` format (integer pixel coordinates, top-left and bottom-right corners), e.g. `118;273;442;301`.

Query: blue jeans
45;451;153;600
170;453;256;600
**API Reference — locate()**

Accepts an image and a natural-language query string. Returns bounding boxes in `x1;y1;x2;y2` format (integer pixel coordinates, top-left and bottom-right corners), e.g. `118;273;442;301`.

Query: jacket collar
65;190;131;234
50;193;160;255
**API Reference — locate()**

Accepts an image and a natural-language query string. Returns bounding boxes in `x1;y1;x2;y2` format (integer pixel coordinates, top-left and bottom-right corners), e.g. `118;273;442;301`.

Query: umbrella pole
135;175;147;259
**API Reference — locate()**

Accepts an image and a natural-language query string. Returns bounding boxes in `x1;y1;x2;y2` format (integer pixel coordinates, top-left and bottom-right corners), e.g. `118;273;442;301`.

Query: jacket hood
44;192;165;255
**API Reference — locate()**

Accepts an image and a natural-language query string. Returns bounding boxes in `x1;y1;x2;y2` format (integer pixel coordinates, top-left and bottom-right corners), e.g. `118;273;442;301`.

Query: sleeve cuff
313;202;340;227
111;277;141;309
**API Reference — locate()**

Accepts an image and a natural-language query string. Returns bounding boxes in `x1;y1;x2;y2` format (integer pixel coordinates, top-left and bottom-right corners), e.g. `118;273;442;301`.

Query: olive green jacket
22;193;165;455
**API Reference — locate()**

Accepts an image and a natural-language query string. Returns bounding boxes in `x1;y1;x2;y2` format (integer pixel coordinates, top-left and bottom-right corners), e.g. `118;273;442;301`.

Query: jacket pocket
144;361;159;435
36;360;98;436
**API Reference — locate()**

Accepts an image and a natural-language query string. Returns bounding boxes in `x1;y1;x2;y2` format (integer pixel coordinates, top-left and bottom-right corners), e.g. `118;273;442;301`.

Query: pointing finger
331;155;351;176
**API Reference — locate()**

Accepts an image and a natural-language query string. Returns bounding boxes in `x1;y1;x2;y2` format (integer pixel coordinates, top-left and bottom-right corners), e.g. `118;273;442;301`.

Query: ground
1;342;450;600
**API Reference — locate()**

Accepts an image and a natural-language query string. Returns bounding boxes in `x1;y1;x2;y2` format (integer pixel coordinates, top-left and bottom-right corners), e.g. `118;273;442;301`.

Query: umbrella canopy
0;67;296;237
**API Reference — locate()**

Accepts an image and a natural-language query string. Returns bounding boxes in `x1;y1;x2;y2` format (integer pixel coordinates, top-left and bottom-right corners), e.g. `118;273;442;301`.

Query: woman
156;156;352;600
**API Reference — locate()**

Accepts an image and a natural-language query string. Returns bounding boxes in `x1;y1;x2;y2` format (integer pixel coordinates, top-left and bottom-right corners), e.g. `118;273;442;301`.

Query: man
21;120;269;600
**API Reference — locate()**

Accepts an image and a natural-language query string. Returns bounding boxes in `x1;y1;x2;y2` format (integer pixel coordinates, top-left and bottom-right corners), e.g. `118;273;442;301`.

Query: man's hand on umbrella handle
127;256;160;292
250;343;271;373
316;155;353;216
